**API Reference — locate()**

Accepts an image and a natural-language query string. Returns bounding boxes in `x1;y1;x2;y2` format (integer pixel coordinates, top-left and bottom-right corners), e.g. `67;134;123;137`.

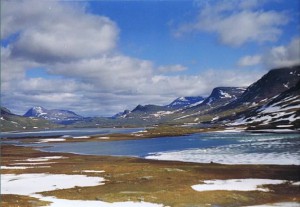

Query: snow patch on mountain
152;111;174;118
219;90;232;98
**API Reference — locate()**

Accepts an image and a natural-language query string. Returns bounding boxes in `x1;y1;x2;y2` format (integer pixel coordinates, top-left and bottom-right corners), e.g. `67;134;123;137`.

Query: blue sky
1;0;300;116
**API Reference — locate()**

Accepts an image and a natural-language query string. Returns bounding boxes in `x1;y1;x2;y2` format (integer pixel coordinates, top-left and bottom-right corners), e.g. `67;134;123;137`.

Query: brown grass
1;144;299;207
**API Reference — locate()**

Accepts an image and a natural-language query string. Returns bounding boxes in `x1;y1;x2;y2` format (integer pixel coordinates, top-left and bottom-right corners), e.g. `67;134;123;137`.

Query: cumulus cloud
1;0;264;116
263;37;300;68
2;0;118;63
237;37;300;68
175;0;288;46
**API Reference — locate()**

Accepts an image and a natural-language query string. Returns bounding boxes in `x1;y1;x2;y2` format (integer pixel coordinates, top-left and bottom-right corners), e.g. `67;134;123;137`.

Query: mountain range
1;65;299;132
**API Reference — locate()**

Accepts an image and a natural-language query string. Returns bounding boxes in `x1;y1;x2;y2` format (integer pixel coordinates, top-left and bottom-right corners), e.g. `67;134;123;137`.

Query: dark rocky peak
235;65;300;104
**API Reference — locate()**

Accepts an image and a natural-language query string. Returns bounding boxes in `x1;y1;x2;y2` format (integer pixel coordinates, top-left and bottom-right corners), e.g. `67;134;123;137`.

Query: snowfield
191;179;290;192
1;173;164;207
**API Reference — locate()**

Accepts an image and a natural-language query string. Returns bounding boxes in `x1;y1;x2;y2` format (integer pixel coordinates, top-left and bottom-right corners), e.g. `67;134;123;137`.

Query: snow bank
73;136;90;139
1;173;164;207
81;170;105;173
191;179;288;192
37;196;164;207
37;138;66;143
1;166;34;169
13;162;57;165
25;156;66;162
1;173;104;195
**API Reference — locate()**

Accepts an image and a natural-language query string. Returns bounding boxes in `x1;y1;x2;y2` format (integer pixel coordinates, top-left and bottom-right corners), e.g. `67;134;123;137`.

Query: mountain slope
228;80;300;130
169;87;246;123
229;66;300;108
167;66;300;129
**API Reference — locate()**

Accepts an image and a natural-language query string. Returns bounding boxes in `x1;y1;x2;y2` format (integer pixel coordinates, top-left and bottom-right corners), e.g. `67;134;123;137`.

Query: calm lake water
20;132;300;165
0;128;144;138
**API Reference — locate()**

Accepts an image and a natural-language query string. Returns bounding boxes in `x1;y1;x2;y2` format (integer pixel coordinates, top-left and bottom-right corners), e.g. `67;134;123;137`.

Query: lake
19;132;300;165
0;127;144;138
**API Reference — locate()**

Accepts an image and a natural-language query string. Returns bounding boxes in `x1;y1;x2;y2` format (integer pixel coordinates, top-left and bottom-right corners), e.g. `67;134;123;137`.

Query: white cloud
50;55;154;93
1;0;265;116
237;37;300;68
237;55;262;67
263;37;300;68
2;0;118;63
175;0;288;46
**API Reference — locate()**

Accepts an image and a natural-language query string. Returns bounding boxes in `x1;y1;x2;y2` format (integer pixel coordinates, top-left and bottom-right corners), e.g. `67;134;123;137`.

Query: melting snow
25;156;66;162
73;136;90;139
1;173;163;207
152;111;173;118
191;179;292;192
81;170;105;173
211;116;219;121
37;138;66;143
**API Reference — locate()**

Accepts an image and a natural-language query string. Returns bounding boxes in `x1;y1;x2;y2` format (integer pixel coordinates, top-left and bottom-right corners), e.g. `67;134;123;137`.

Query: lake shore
1;144;299;207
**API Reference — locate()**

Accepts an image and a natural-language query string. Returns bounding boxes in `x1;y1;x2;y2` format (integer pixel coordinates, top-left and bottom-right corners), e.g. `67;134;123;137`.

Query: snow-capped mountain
200;87;246;107
23;106;83;124
167;96;205;108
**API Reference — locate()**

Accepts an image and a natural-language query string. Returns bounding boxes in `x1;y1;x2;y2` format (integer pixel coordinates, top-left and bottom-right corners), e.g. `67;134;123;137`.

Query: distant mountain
112;109;130;118
122;104;172;123
171;87;246;121
167;96;205;109
1;107;15;116
23;106;83;124
1;106;58;132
